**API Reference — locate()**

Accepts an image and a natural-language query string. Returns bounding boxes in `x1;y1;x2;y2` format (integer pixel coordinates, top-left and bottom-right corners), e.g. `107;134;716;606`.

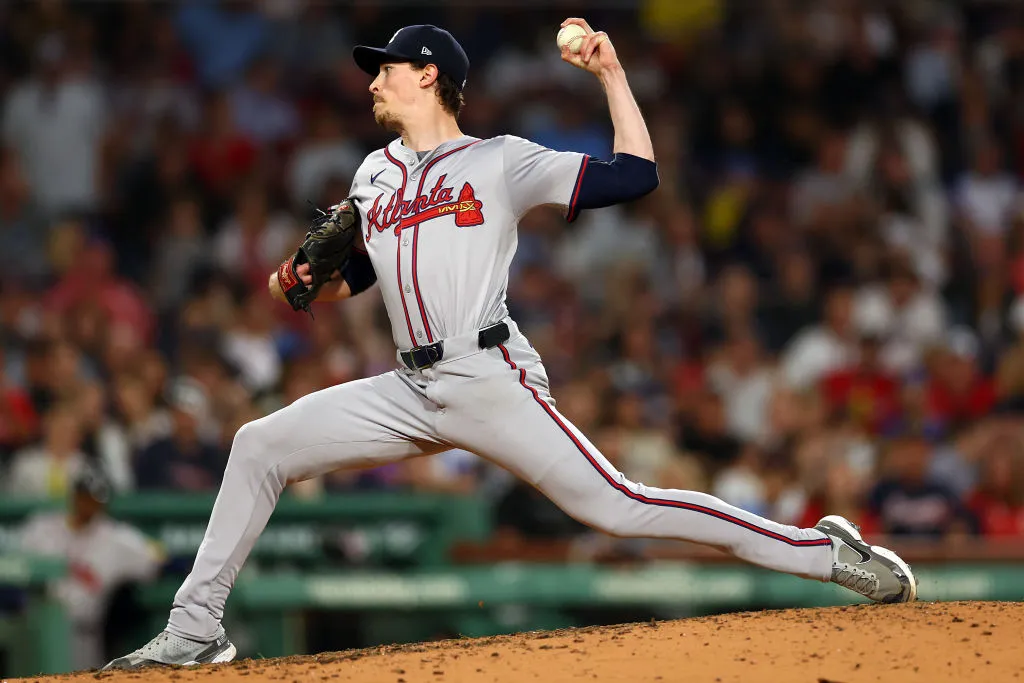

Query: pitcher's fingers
560;44;580;65
577;33;594;62
583;32;608;62
561;17;594;33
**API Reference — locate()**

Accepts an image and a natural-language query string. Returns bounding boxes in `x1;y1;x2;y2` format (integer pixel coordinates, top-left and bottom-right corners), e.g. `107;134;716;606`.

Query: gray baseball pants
166;318;833;640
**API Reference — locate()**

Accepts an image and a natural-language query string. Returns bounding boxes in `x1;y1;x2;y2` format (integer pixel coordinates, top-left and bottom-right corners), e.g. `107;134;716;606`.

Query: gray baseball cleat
100;629;236;670
815;515;918;604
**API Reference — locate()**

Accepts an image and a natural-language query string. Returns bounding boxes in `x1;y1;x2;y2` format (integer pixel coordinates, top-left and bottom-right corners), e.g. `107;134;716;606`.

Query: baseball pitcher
104;19;916;670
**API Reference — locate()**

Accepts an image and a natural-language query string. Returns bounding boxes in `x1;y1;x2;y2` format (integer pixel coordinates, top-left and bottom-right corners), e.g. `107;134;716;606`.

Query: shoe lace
833;563;879;596
136;633;167;655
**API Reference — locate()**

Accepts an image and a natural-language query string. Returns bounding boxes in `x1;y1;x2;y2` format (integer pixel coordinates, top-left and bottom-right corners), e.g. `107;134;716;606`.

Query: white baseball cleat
100;629;236;670
815;515;918;604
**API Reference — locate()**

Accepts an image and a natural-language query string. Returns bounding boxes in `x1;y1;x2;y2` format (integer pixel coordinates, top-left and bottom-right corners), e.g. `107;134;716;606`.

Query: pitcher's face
369;62;421;132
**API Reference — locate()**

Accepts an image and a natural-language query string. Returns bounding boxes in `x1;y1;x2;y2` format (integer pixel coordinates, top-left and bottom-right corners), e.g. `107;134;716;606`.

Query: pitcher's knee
588;510;634;537
226;420;274;474
564;497;632;537
539;473;639;537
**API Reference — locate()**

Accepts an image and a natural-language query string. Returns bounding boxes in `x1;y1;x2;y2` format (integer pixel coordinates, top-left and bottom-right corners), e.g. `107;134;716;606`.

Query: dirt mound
23;601;1024;683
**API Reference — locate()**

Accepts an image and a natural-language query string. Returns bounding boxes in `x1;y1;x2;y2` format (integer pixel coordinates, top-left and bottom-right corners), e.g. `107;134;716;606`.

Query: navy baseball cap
353;25;469;91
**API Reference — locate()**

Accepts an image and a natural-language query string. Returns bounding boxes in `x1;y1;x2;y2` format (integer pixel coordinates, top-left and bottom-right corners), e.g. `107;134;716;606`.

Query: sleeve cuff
565;155;590;223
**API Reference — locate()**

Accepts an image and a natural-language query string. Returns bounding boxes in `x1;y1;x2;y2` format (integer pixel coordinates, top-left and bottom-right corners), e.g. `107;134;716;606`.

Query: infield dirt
22;601;1024;682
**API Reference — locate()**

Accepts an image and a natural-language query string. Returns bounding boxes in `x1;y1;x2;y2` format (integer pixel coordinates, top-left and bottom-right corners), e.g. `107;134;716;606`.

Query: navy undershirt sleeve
340;248;377;296
566;153;659;222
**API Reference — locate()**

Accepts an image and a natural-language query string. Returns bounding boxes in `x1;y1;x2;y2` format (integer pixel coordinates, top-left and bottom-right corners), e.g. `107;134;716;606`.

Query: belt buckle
406;341;442;370
424;343;442;365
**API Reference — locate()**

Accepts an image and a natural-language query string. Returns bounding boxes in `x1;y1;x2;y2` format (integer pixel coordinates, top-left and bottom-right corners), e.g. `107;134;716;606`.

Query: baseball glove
277;198;361;316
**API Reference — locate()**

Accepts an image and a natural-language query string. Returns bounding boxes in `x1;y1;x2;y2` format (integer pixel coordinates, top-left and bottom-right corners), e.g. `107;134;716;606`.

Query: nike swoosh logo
370;169;385;185
852;545;873;564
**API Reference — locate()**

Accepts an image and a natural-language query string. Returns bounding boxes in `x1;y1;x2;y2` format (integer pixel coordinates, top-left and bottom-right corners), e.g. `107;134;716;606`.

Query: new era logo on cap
421;46;432;55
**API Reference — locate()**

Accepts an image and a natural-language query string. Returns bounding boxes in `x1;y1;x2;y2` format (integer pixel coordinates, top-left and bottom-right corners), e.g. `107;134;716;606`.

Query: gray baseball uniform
165;135;833;642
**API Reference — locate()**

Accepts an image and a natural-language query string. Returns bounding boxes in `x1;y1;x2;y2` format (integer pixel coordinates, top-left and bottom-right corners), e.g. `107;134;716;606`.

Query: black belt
401;322;511;371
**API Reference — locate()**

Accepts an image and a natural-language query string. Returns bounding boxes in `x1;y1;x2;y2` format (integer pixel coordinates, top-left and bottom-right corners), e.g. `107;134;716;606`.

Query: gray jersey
348;135;587;350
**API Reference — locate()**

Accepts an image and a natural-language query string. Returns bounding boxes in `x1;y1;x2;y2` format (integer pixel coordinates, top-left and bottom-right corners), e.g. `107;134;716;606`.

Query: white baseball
557;24;587;55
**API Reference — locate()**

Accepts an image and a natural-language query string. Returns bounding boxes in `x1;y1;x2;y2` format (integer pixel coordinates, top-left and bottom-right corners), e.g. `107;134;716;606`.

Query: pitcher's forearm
316;279;353;302
599;65;654;161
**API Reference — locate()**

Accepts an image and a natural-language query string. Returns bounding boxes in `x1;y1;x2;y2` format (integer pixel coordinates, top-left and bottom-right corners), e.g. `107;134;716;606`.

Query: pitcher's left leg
434;341;915;601
435;343;831;579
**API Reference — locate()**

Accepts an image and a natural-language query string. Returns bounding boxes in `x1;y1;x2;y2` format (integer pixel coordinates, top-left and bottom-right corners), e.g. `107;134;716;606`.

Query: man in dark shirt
867;432;974;538
135;379;224;491
757;249;821;353
677;390;742;474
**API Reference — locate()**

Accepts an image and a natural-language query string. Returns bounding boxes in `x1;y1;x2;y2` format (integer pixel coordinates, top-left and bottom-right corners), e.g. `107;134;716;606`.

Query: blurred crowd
1;0;1024;546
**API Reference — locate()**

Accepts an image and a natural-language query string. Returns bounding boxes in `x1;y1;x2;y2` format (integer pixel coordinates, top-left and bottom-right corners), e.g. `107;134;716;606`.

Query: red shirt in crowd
966;491;1024;537
0;386;38;448
188;136;258;196
925;378;996;425
44;250;156;345
796;497;879;537
821;368;901;433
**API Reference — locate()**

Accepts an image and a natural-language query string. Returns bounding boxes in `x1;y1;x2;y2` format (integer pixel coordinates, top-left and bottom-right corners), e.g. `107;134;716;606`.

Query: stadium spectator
791;130;858;231
954;138;1020;240
756;248;820;353
866;432;974;538
780;283;858;390
706;328;774;444
74;382;133;492
923;327;997;436
854;255;948;376
43;233;156;347
174;0;269;89
228;58;300;147
2;33;108;217
966;434;1024;537
6;401;89;499
676;390;742;475
821;328;901;435
149;193;213;313
0;150;50;286
187;91;258;208
287;105;363;211
134;378;224;491
0;346;39;462
212;180;299;293
17;468;163;670
110;371;172;454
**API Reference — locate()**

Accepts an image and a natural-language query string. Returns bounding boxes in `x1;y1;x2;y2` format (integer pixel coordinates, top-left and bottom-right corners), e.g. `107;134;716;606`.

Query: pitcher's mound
34;601;1024;683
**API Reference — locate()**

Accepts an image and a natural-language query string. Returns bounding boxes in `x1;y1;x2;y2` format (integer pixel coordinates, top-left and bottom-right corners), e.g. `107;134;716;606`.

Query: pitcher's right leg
103;371;445;670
